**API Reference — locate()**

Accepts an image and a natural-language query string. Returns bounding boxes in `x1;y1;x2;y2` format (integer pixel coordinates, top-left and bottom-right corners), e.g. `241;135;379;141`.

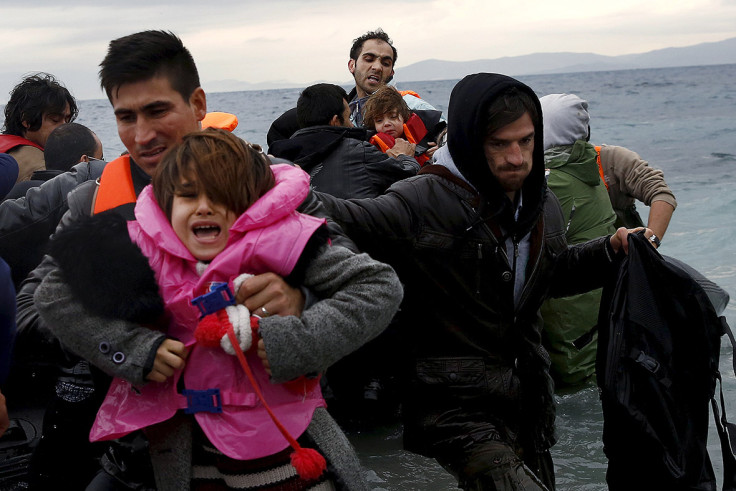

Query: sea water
6;63;735;490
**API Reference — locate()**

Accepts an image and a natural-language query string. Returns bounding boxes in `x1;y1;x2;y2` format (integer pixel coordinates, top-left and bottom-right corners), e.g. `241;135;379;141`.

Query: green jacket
541;140;617;387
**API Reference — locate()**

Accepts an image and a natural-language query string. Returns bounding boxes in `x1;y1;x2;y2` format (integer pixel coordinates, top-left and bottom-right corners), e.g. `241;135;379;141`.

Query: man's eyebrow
362;51;394;61
113;100;172;116
113;107;133;117
142;100;173;111
487;130;535;143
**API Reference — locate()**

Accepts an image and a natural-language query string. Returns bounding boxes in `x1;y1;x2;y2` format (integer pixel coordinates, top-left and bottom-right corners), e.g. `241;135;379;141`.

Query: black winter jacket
318;165;612;453
269;125;419;199
0;159;106;289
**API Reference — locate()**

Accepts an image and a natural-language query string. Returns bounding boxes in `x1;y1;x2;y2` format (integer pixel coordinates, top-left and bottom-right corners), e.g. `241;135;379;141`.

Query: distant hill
201;37;736;94
394;37;736;82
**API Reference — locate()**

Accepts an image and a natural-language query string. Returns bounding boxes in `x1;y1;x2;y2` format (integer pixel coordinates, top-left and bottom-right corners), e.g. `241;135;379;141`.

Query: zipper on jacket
515;218;546;314
512;236;519;304
566;202;576;234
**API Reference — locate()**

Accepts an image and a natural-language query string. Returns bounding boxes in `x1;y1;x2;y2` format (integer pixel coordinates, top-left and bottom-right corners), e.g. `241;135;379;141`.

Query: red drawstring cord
225;326;326;480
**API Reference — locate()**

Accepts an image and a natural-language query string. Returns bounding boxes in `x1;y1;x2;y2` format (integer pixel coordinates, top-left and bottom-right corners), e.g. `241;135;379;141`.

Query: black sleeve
296;187;360;253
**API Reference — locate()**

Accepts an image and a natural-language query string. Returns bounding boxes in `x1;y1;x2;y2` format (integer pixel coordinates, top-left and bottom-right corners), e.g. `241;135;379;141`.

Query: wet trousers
436;440;555;491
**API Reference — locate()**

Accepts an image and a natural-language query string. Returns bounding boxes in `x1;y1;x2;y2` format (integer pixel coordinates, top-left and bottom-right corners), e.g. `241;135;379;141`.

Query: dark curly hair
349;28;397;65
2;73;77;136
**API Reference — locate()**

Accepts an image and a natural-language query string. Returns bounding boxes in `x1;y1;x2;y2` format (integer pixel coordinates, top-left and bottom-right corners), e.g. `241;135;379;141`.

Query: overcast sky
1;0;735;103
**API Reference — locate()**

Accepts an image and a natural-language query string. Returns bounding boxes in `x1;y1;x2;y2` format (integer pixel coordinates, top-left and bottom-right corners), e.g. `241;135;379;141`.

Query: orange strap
370;133;395;153
93;155;136;215
403;125;417;144
201;112;239;132
402;113;428;145
594;146;609;190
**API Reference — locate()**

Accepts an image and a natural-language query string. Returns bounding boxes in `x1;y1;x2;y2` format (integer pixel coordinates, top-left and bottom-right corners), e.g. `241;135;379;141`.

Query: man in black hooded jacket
317;72;647;490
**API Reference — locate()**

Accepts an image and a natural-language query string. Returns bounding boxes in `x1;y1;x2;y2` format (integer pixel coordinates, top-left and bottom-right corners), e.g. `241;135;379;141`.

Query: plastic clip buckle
191;282;236;318
182;388;222;414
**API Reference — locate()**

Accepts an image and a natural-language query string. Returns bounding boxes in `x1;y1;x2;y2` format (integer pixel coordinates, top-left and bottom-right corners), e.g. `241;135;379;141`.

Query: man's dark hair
349;28;397;65
43;123;100;172
99;30;200;102
2;73;78;137
296;84;349;129
484;87;539;137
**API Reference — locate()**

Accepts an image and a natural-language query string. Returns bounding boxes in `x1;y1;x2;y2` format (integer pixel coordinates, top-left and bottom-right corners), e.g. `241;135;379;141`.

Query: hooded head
539;93;590;150
446;73;546;234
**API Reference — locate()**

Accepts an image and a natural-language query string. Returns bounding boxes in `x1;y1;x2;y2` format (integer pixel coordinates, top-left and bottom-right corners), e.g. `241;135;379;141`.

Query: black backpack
597;231;736;490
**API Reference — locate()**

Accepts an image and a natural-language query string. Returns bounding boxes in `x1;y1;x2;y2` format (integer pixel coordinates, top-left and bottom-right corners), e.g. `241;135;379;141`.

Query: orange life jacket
402;114;430;166
201;112;239;132
398;90;421;99
369;132;394;153
92;155;136;215
594;146;609;190
369;113;432;166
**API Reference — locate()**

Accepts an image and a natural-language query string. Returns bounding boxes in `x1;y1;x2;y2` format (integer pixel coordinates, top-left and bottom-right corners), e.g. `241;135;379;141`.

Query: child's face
171;182;237;262
374;111;405;139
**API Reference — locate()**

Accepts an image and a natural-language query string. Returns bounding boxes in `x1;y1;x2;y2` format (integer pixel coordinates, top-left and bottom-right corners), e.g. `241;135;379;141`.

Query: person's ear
329;114;341;127
189;87;208;122
348;59;355;75
80;155;90;163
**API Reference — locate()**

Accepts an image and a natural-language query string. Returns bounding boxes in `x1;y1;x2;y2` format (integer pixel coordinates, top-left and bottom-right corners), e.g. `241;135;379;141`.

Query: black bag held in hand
597;231;736;491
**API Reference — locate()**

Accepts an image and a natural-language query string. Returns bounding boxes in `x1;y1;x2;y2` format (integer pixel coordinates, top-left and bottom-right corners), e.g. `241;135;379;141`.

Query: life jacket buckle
182;388;223;414
191;282;236;319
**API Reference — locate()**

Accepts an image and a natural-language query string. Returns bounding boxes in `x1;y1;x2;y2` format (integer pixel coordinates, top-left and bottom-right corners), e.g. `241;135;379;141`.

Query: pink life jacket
90;164;327;461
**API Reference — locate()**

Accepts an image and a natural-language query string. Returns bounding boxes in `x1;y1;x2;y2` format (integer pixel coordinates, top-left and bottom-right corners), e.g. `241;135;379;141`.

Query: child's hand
257;338;271;376
146;339;188;383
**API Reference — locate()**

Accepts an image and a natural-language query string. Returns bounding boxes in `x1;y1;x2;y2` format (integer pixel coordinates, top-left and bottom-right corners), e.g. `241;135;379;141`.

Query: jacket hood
539;93;590;150
446;73;546;235
545;140;602;187
134;164;312;262
268;125;370;173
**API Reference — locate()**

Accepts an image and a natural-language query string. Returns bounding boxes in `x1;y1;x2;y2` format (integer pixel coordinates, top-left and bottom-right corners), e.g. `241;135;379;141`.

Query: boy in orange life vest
363;85;446;166
43;128;402;489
